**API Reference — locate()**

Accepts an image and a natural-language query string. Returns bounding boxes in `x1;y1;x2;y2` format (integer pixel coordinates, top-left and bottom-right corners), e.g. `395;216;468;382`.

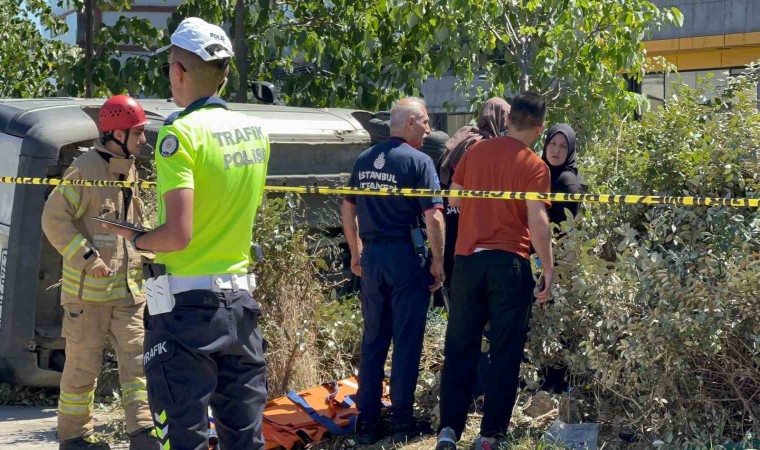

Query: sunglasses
161;61;187;78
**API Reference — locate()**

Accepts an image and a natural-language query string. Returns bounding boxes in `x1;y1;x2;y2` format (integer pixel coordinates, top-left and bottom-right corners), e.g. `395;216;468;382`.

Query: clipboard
92;217;151;233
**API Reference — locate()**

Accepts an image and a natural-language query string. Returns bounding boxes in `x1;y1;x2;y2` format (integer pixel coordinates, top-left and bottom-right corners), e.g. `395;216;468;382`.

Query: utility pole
233;0;250;102
84;0;94;98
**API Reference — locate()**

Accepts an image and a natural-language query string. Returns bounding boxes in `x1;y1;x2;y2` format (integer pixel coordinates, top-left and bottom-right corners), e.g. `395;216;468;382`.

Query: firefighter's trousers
58;301;152;440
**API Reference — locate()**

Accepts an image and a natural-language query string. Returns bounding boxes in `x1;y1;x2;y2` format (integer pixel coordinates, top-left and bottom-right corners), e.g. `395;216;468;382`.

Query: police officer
341;97;445;445
42;95;156;450
103;17;270;450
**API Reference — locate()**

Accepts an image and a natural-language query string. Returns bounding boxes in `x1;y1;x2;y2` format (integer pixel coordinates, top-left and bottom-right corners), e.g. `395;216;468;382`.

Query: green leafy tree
162;0;683;123
58;0;248;100
160;0;437;109
48;0;681;124
55;0;168;98
392;0;683;135
0;0;74;97
243;0;436;109
59;14;168;97
168;1;666;110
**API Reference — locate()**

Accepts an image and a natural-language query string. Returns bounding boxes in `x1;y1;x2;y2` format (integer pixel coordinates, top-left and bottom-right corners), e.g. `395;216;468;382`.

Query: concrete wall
650;0;760;40
420;75;491;114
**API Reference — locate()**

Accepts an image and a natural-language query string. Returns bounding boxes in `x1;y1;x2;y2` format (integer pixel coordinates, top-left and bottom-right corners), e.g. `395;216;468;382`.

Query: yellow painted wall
645;32;760;70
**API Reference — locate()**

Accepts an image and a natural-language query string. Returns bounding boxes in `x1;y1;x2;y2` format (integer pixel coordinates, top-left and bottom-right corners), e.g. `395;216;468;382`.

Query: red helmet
98;95;149;132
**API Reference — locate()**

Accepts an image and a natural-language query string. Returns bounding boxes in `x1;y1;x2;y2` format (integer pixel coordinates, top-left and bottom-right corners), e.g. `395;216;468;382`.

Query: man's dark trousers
438;250;535;438
356;239;432;427
143;288;267;450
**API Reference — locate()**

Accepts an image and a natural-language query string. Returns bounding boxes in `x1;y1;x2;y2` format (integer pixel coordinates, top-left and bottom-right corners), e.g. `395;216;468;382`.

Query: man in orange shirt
435;92;553;450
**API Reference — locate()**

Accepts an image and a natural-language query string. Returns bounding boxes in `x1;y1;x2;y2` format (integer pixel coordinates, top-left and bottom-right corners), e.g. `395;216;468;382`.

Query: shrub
252;195;327;396
525;65;760;445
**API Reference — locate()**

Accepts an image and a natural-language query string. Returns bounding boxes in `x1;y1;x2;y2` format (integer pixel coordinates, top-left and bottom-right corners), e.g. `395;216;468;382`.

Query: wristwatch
131;232;146;251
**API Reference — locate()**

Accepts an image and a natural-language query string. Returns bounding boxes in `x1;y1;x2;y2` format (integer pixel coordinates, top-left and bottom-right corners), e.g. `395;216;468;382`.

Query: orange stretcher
262;377;391;449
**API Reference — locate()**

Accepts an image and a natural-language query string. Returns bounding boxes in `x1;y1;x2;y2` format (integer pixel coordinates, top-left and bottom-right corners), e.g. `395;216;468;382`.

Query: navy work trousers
356;241;432;427
143;288;267;450
438;250;535;439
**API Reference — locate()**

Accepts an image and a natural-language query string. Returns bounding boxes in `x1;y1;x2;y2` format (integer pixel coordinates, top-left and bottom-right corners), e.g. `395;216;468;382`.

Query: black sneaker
129;427;160;450
391;419;433;444
356;420;385;446
59;435;111;450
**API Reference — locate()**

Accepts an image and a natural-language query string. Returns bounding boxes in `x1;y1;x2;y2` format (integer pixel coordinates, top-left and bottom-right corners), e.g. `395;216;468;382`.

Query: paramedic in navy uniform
341;97;445;445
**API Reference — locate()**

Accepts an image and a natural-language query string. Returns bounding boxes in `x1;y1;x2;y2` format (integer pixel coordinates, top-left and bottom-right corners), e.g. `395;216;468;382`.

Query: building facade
48;0;179;50
424;0;760;131
643;0;760;106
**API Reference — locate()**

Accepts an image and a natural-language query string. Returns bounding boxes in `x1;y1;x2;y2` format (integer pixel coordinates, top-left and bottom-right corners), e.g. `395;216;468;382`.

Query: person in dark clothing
437;98;511;296
439;98;511;188
539;124;587;395
435;92;553;450
436;99;512;401
342;97;445;445
541;124;587;224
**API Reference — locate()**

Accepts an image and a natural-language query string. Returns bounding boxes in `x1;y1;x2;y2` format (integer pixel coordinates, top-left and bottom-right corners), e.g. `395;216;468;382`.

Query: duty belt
168;273;255;294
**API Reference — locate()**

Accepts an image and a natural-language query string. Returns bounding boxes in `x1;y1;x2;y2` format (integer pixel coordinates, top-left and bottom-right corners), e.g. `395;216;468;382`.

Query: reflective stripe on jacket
42;141;147;305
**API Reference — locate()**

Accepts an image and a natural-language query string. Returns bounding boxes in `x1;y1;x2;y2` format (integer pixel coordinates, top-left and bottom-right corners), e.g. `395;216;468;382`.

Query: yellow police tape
1;176;758;208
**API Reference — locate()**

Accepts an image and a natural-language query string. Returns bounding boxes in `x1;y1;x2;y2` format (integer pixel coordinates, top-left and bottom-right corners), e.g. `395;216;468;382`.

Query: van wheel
365;117;391;144
422;130;449;162
364;116;449;162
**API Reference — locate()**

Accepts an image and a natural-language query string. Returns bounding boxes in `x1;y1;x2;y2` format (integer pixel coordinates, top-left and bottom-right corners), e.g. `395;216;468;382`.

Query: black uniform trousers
143;288;267;450
438;250;534;439
356;239;432;427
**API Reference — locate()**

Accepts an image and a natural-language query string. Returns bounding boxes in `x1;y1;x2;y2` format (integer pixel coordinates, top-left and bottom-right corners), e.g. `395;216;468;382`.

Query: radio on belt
142;263;175;315
144;275;174;315
411;226;426;257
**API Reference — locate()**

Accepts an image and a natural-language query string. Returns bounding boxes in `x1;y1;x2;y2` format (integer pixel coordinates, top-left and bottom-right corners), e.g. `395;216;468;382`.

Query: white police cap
155;17;234;61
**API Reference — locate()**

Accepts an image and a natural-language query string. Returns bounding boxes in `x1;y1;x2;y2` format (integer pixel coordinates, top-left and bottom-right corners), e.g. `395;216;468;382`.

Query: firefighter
41;95;158;450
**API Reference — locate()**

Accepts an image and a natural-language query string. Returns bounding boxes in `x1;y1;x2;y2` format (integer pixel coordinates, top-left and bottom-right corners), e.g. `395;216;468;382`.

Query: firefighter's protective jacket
42;141;147;305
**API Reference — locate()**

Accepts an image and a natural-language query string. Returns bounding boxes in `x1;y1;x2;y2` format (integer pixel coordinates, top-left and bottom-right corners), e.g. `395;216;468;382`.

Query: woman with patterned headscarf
436;97;510;301
438;97;511;187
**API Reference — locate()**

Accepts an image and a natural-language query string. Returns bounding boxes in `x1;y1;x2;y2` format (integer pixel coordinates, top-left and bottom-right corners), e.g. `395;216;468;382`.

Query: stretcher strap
337;394;355;408
286;391;356;436
334;393;387;408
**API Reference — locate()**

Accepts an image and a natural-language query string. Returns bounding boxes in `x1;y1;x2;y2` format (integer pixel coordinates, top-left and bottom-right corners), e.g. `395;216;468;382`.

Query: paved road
0;406;128;449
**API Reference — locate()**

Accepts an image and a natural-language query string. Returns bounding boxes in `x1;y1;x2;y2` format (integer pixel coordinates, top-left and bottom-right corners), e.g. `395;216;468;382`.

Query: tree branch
497;0;520;49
